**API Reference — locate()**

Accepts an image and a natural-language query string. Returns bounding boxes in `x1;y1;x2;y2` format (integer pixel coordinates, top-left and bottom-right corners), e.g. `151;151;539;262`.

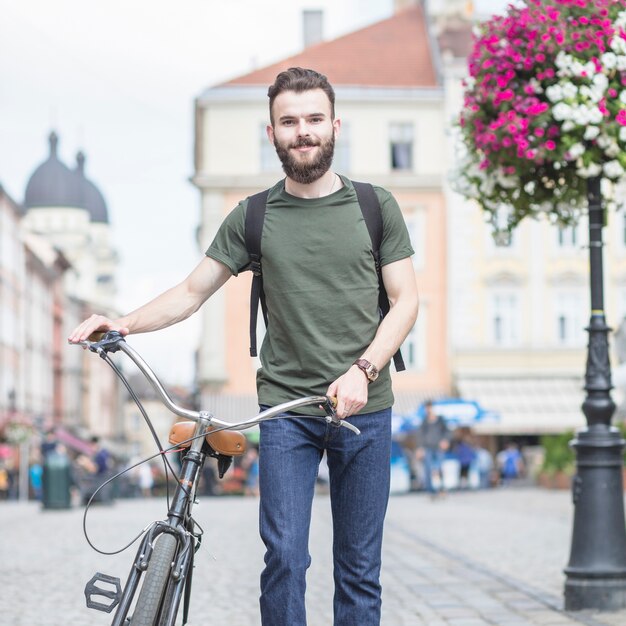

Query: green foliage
540;431;576;475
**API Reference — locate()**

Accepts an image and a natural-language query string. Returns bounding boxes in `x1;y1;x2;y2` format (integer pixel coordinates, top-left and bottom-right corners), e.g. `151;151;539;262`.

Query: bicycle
74;331;360;625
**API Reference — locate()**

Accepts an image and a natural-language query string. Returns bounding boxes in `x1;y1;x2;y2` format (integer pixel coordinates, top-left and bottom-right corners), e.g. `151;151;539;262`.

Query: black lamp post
564;175;626;610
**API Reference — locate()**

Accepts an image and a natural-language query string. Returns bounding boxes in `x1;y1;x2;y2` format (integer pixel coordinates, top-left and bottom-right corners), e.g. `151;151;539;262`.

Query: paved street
2;487;626;625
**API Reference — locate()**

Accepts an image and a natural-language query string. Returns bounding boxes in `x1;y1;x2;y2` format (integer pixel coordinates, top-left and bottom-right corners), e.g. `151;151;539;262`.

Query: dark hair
267;67;335;125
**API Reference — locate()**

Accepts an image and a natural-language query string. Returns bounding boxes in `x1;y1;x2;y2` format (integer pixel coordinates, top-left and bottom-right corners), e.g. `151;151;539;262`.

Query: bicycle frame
79;332;359;625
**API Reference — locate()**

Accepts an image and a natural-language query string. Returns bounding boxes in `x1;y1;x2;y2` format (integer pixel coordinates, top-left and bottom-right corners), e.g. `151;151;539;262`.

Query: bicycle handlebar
76;331;361;435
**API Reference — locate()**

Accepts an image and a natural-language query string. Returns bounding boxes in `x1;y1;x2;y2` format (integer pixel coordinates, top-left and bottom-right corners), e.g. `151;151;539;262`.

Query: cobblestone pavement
2;487;626;625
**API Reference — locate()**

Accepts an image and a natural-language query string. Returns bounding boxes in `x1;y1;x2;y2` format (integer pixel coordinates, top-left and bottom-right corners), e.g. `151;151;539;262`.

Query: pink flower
534;127;546;137
545;140;556;150
617;110;626;126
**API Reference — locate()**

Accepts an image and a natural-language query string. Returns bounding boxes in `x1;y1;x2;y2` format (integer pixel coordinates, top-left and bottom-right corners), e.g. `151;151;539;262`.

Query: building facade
0;131;121;460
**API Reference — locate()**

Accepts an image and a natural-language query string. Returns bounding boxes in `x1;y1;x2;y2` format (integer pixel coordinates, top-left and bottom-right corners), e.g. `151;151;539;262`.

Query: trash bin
42;449;71;510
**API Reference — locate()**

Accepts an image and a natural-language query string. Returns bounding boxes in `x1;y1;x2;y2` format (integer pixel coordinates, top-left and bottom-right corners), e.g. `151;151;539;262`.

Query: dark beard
274;134;335;185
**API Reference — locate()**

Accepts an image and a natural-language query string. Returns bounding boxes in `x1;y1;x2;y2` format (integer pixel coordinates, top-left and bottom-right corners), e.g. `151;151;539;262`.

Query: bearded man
69;67;419;626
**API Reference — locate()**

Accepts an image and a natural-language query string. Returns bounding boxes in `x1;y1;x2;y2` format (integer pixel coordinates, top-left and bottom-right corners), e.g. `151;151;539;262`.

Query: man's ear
266;124;275;144
333;118;341;138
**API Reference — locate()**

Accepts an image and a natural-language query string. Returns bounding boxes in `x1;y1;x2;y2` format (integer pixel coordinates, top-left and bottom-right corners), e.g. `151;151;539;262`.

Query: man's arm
327;257;419;418
68;256;232;343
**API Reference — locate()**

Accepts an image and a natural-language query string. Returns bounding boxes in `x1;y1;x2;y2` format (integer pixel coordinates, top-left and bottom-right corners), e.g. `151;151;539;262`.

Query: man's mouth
292;139;319;150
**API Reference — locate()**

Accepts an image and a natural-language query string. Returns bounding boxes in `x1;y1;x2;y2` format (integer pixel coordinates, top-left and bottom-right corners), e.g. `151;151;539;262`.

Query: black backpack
243;180;405;372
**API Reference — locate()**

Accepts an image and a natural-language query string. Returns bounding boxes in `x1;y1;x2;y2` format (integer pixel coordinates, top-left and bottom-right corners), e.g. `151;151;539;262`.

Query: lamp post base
564;427;626;611
565;577;626;612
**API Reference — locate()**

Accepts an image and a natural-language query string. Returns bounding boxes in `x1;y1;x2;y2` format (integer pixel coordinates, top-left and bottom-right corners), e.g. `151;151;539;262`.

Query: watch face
366;364;379;381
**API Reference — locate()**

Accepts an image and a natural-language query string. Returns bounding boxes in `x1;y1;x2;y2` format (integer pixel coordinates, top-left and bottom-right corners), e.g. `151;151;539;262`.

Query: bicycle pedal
84;572;122;613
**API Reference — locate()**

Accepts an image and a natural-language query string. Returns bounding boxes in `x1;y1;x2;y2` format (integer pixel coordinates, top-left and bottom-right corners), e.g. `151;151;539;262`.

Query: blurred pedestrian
416;401;451;496
452;433;476;489
497;441;525;483
475;445;495;489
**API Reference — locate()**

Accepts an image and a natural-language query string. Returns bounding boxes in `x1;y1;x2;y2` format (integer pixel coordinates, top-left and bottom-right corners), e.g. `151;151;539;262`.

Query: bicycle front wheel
130;532;178;626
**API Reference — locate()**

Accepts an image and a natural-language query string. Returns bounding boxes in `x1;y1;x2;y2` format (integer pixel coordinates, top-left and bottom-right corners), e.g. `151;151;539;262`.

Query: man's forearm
359;296;418;369
117;282;208;334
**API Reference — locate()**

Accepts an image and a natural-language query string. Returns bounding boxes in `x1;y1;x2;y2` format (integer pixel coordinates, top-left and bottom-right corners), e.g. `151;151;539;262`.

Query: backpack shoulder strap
352;181;383;267
244;189;270;357
352;181;406;372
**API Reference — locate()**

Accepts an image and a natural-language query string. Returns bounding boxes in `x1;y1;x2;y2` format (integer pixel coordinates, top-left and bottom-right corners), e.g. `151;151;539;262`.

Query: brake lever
79;330;125;357
321;397;361;435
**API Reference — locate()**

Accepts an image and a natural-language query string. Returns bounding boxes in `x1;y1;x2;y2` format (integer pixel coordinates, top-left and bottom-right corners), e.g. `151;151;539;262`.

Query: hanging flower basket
453;0;626;238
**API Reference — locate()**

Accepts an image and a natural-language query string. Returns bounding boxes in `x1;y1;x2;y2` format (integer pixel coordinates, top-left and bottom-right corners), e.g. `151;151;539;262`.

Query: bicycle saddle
169;422;247;457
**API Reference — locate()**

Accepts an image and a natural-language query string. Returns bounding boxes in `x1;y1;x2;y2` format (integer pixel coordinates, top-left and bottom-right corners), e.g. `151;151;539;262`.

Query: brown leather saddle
168;422;247;457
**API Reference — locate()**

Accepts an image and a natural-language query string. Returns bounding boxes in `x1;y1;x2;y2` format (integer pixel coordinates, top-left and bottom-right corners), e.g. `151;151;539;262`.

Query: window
490;291;520;346
402;307;426;371
403;209;425;270
260;123;282;173
555;291;585;346
333;121;350;173
302;9;323;48
557;225;577;248
390;122;413;171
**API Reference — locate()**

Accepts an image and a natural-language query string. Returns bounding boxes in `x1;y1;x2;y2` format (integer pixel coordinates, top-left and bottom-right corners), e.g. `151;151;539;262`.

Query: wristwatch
353;359;379;383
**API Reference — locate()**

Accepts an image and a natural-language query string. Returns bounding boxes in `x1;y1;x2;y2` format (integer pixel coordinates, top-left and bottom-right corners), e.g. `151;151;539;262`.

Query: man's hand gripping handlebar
320;396;361;435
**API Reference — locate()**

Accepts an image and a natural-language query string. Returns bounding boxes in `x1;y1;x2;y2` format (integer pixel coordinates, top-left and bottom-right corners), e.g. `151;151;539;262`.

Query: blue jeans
258;407;392;626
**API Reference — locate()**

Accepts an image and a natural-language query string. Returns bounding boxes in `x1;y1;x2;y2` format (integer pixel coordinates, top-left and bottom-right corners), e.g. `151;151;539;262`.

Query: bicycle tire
130;533;178;626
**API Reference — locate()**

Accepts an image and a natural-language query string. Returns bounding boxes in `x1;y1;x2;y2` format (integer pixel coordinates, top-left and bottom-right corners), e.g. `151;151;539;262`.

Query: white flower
556;51;572;70
497;174;519;189
606;142;621;158
571;106;589;125
568;143;585;159
617;55;626;71
620;90;626;105
620;126;626;142
597;134;612;149
604;160;625;179
524;181;536;194
611;36;626;56
553;102;572;121
546;84;564;102
562;82;577;100
562;120;576;131
601;52;618;70
587;107;604;125
584;126;600;140
593;74;608;91
577;163;603;178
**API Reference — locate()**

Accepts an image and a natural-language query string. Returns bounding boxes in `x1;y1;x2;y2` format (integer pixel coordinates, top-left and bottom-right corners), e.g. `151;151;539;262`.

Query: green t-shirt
206;176;414;414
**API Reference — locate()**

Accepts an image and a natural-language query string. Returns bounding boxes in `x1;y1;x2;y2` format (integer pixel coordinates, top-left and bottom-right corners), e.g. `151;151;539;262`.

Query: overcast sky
0;0;507;386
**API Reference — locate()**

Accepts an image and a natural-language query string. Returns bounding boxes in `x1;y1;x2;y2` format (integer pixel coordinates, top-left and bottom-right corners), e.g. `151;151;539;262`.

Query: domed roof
23;131;109;224
24;132;81;210
74;152;109;224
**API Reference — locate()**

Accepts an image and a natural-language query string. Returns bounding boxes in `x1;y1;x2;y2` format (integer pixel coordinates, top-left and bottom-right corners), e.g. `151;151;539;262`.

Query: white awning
455;376;588;435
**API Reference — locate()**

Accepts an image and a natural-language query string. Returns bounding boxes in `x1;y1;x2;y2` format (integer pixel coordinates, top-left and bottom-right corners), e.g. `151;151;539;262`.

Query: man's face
267;88;340;185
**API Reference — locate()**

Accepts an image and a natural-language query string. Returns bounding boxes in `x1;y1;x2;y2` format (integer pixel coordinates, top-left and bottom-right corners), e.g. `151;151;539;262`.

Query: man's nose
296;119;310;136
